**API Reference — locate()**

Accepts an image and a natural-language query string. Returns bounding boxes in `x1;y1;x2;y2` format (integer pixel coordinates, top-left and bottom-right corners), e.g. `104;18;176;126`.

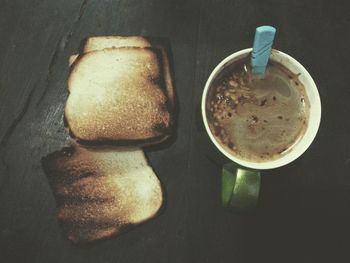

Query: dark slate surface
1;0;350;262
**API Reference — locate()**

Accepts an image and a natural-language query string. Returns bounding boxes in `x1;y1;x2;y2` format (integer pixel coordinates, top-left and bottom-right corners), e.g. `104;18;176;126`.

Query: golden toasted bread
65;47;172;143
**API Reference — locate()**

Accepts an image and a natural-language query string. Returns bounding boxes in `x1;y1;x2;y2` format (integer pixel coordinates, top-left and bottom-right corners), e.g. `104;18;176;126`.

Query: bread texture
68;54;79;66
83;36;151;53
42;145;163;243
65;47;172;143
69;36;174;107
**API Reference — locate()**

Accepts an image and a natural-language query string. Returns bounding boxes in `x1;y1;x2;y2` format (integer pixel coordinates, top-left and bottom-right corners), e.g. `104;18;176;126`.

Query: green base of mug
222;162;261;211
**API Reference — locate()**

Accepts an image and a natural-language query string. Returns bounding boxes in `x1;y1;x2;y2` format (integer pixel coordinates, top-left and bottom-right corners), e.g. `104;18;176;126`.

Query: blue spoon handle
251;26;276;75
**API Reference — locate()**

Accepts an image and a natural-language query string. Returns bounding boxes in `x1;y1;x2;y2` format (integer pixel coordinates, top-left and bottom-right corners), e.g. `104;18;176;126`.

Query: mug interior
201;48;321;170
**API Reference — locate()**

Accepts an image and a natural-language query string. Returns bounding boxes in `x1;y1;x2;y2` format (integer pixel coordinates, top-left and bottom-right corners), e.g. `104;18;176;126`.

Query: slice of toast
42;145;163;243
69;36;174;108
65;47;172;143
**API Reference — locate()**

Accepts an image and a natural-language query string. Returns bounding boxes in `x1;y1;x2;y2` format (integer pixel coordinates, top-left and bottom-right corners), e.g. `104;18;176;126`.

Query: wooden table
1;0;350;262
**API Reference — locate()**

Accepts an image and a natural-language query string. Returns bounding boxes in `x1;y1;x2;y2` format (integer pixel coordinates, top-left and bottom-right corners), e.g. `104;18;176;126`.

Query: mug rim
201;48;322;170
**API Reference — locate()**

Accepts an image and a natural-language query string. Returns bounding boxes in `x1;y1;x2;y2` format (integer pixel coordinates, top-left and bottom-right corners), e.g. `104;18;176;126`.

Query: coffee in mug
206;53;310;162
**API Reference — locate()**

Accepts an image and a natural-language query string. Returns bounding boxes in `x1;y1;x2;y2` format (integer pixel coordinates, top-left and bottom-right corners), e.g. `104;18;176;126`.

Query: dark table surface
1;0;350;262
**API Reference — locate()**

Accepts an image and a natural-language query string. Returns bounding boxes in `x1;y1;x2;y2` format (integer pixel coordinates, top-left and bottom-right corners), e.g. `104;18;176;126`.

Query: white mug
202;48;322;170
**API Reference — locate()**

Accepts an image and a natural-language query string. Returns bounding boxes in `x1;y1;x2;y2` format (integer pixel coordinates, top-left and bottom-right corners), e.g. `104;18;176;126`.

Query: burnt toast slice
42;145;163;243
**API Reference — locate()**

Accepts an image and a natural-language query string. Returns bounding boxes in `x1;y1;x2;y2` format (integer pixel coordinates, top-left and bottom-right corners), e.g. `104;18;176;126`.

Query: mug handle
222;162;261;210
